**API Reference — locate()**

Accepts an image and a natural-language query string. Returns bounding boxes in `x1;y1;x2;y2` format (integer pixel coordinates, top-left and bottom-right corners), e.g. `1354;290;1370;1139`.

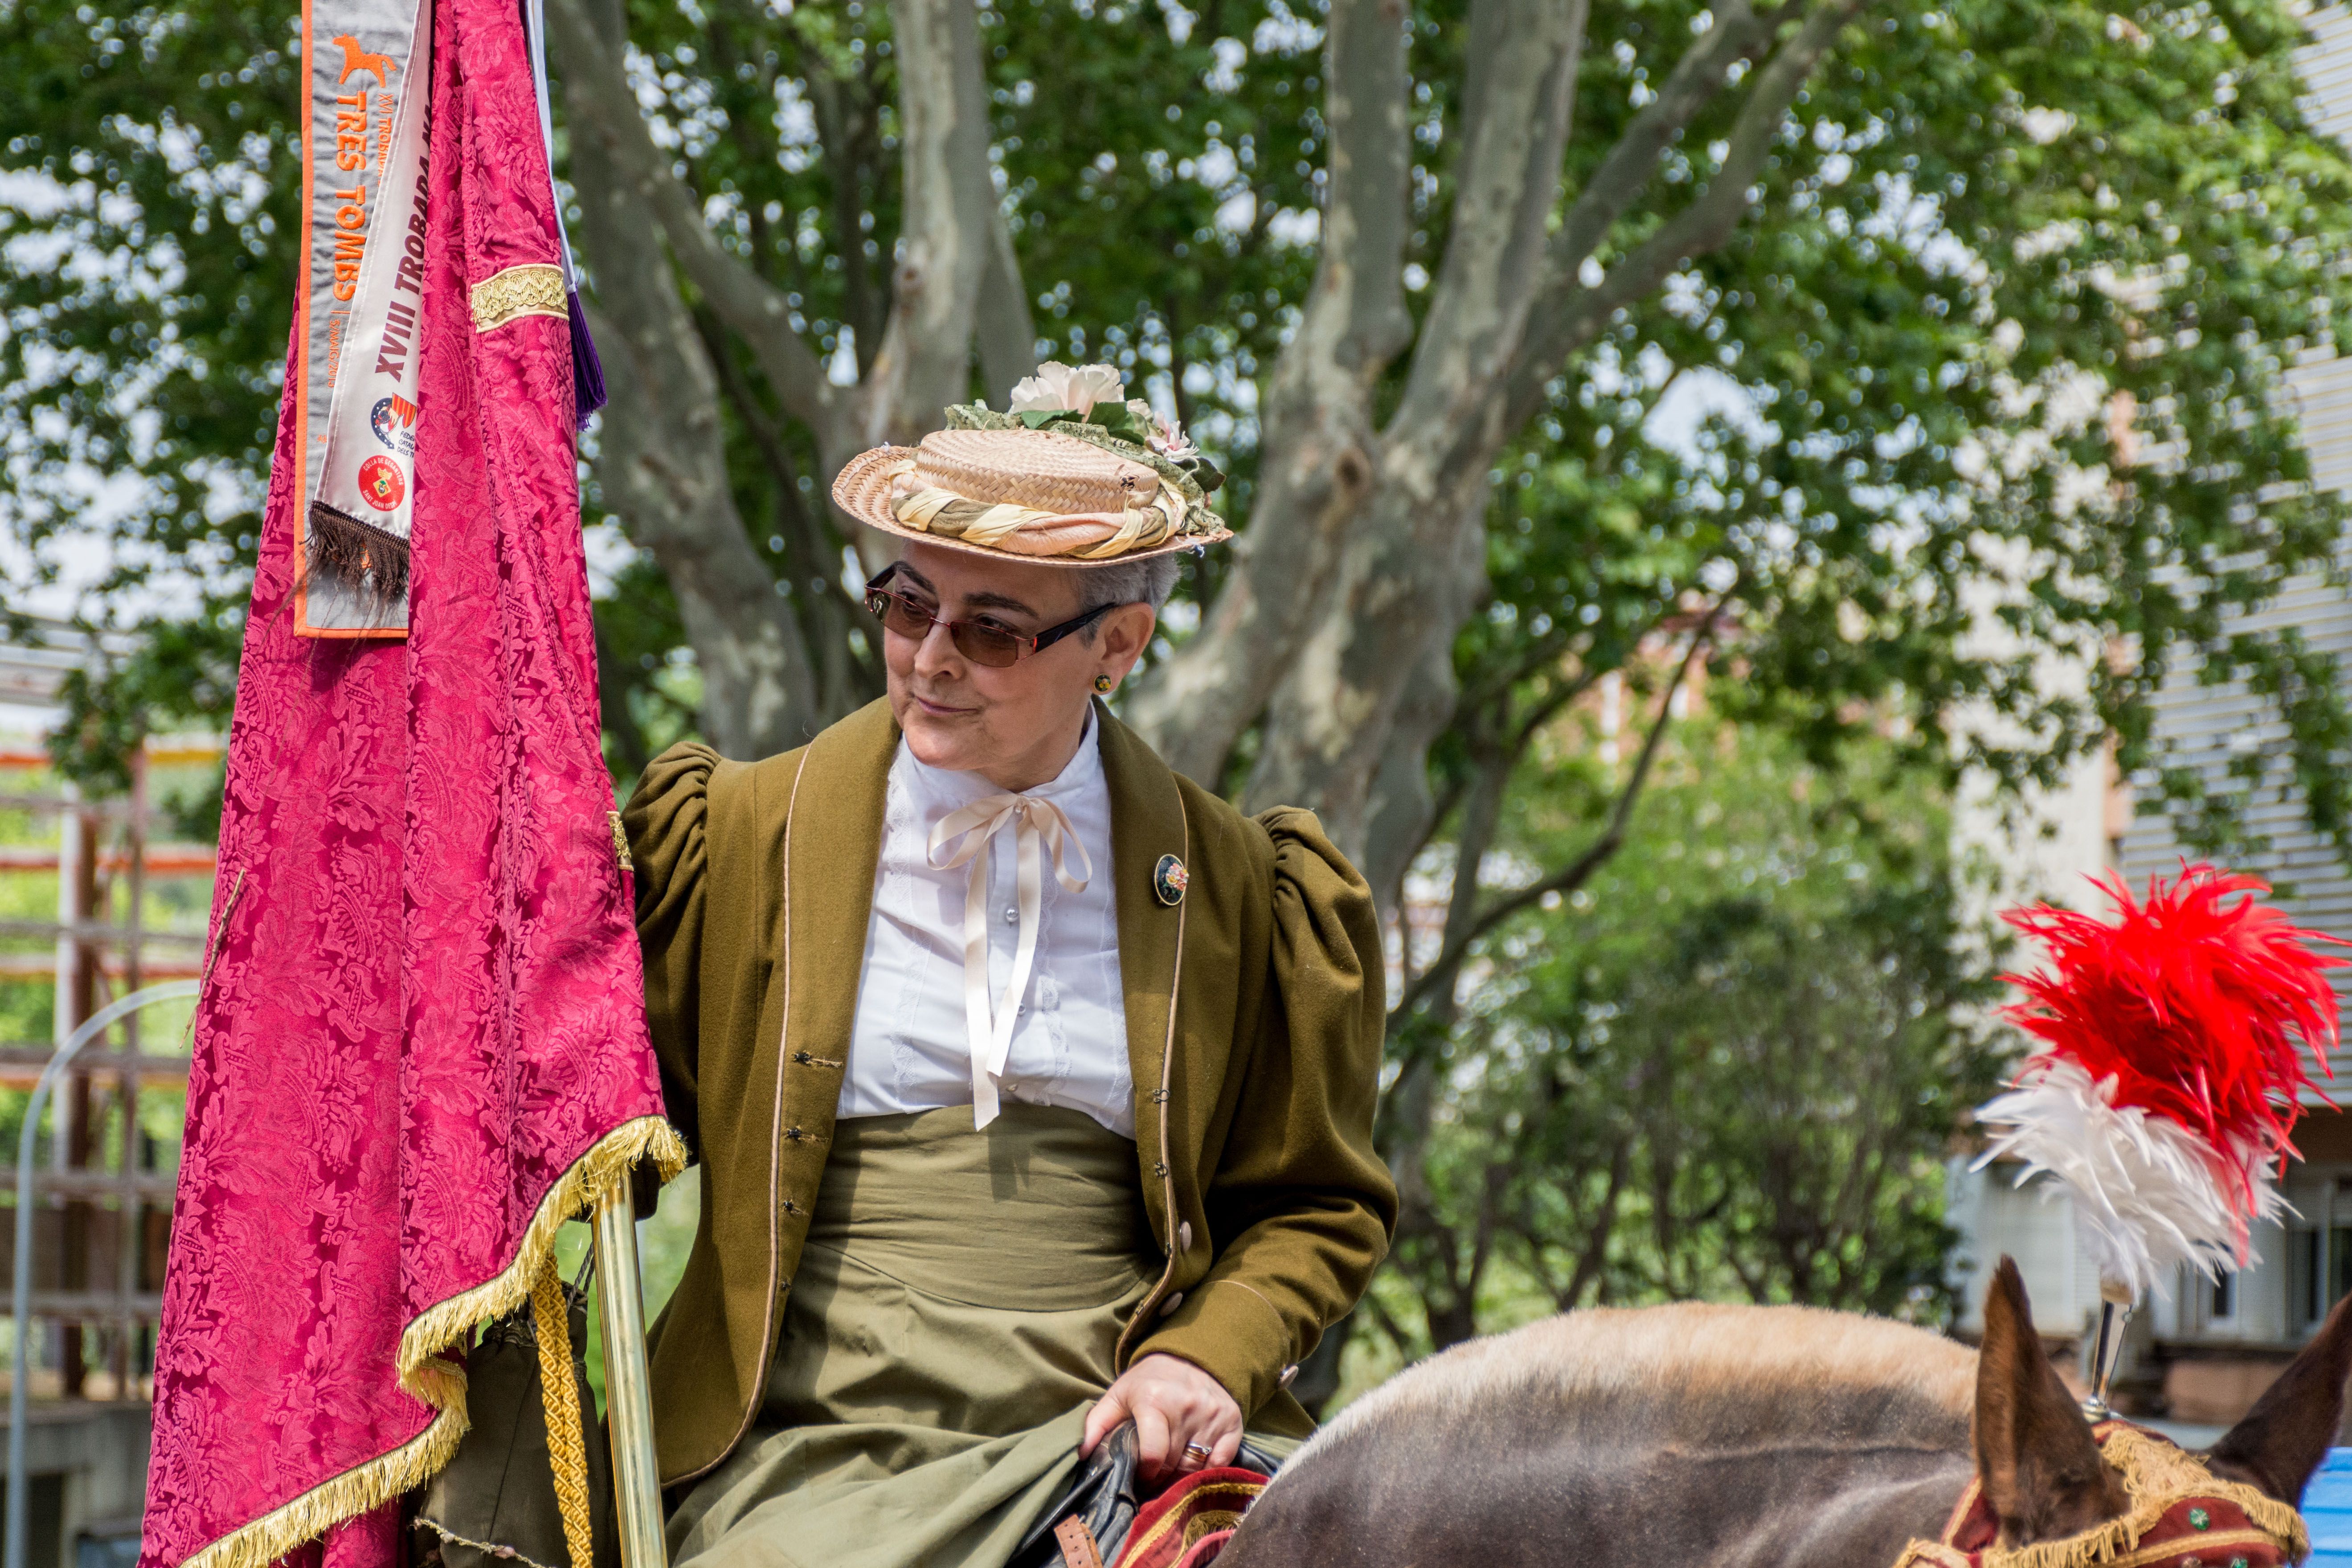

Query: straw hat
830;364;1234;567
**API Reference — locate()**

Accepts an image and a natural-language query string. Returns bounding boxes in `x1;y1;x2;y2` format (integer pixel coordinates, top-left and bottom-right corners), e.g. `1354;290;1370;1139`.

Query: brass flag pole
595;1183;668;1568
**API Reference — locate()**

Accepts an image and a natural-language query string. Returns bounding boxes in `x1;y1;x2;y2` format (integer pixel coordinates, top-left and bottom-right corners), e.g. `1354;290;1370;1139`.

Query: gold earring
1093;674;1116;694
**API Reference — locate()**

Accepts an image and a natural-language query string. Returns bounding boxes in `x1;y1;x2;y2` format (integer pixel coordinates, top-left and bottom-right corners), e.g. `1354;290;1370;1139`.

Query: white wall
1949;1159;2102;1338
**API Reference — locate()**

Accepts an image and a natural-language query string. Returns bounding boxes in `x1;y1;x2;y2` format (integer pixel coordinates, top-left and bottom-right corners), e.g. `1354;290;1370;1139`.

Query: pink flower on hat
1009;361;1126;419
1148;409;1199;463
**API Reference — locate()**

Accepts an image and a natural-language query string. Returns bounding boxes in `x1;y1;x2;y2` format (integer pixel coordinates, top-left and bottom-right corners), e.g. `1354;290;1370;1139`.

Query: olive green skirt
667;1104;1160;1568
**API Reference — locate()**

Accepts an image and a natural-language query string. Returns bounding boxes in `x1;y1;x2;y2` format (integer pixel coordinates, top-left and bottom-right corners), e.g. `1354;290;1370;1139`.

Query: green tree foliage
1363;726;2002;1363
5;0;2352;1386
0;4;295;771
5;1;2348;853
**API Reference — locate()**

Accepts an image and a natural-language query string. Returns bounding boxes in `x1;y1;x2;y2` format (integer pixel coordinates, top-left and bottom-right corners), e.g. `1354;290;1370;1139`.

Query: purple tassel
567;288;607;430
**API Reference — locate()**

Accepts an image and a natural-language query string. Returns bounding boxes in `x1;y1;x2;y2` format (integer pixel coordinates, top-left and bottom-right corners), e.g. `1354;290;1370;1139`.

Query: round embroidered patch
2189;1508;2211;1531
357;454;405;511
1154;853;1189;906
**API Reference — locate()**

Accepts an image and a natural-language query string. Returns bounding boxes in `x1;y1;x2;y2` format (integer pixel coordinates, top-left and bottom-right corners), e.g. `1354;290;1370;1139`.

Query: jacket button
1279;1364;1298;1388
1176;1221;1193;1253
1158;1291;1185;1317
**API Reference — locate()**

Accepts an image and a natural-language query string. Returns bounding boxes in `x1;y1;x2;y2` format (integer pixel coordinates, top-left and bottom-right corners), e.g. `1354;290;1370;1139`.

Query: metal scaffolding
0;622;217;1405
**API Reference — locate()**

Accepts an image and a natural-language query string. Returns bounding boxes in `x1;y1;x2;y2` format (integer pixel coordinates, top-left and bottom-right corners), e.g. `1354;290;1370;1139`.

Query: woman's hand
1081;1353;1243;1479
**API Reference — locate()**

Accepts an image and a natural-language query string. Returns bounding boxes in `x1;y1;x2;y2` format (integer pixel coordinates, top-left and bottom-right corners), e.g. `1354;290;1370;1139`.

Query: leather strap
1055;1515;1107;1568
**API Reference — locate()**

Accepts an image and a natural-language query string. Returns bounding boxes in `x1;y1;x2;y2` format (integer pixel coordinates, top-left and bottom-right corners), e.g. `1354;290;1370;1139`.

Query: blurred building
1945;4;2352;1428
1;620;216;1564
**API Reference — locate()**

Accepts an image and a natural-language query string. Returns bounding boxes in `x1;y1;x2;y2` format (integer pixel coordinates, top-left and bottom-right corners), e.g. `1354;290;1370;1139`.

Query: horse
1215;1258;2352;1568
332;36;398;86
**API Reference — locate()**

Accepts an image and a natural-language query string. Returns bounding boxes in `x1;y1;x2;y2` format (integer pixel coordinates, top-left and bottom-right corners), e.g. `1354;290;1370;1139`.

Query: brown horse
1218;1259;2352;1567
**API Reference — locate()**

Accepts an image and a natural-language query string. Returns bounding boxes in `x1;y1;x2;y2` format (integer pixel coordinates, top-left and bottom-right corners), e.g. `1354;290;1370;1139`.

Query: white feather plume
1972;1056;2286;1299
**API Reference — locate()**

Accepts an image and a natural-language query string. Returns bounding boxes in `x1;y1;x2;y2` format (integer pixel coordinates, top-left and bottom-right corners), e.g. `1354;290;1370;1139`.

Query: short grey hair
1076;555;1181;639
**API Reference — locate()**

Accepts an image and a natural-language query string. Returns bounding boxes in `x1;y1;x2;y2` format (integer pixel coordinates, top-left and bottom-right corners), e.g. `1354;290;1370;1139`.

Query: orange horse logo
332;36;397;86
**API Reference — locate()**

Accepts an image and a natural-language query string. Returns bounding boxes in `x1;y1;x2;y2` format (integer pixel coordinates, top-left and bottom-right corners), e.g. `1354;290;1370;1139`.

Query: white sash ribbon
927;792;1092;1129
297;0;434;634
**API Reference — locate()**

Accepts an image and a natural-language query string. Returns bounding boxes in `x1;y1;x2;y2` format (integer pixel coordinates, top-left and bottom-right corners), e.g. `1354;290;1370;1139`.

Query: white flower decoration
1009;361;1126;418
1148;409;1198;463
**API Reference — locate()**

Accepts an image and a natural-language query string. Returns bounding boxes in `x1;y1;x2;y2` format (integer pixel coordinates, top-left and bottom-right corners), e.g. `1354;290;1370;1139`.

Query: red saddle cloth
1066;1466;1270;1568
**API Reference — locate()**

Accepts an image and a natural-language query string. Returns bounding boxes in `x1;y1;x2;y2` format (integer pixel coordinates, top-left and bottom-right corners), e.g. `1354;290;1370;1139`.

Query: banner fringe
174;1115;690;1568
304;501;413;607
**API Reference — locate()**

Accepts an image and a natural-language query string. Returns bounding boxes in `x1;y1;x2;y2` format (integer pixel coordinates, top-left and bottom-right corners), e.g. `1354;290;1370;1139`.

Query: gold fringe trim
177;1114;690;1568
177;1382;469;1568
1892;1546;1976;1568
1897;1425;2310;1568
398;1116;688;1381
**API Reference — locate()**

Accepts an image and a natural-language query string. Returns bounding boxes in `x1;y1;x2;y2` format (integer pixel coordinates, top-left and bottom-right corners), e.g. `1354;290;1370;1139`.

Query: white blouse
839;717;1135;1138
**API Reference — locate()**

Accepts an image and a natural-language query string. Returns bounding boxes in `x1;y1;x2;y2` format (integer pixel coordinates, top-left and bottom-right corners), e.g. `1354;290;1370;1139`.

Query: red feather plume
2000;866;2345;1194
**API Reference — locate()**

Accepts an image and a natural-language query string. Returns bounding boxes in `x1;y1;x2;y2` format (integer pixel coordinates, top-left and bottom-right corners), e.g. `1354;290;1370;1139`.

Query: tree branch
856;0;1003;447
545;0;843;444
974;203;1038;406
1547;0;1778;281
802;63;888;364
1386;0;1587;429
1388;614;1717;1022
1121;0;1413;777
1505;0;1859;427
692;309;881;720
1355;1285;1414;1358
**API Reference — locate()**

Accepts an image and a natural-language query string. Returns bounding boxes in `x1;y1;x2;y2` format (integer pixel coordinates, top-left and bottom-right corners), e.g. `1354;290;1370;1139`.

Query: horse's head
1978;1254;2352;1549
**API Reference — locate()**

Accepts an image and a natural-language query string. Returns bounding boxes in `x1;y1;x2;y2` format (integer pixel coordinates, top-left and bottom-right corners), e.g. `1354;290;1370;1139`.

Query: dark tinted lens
872;591;936;640
949;622;1025;667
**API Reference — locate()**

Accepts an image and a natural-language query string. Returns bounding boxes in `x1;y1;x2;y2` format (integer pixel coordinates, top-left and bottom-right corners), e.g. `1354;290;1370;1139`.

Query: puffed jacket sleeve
1137;807;1399;1418
623;741;719;1181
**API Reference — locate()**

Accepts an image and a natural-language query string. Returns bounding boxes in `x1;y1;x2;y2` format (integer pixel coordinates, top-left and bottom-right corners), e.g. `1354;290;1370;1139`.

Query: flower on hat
1147;409;1199;463
1009;361;1126;419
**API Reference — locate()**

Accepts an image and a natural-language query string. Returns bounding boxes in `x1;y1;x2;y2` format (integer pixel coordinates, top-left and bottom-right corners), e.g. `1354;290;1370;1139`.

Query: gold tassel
531;1255;597;1568
177;1116;688;1568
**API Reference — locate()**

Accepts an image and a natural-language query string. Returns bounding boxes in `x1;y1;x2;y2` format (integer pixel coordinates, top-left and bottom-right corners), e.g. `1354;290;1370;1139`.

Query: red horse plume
1976;866;2344;1297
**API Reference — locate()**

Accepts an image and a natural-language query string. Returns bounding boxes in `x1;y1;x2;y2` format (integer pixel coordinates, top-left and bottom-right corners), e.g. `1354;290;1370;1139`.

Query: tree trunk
1149;0;1851;844
548;0;1038;753
562;0;820;757
552;0;1851;784
1246;478;1489;856
1121;0;1414;780
1239;0;1583;847
854;0;1009;449
976;204;1040;407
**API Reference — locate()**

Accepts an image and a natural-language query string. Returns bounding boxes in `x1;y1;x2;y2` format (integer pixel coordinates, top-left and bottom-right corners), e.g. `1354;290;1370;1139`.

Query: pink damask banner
141;2;677;1564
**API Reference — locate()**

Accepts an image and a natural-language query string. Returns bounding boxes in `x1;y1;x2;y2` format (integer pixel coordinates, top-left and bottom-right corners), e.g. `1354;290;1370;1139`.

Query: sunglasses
863;563;1121;668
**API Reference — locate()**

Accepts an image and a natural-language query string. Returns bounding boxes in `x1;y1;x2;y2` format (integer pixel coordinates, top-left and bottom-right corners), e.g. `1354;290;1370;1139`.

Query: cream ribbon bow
927;791;1093;1129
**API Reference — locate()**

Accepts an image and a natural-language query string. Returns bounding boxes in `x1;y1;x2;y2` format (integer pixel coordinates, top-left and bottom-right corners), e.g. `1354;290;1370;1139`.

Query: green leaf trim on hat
941;401;1224;536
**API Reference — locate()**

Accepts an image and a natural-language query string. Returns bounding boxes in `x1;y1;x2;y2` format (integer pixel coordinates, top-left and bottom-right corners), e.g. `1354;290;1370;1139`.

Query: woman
624;367;1396;1568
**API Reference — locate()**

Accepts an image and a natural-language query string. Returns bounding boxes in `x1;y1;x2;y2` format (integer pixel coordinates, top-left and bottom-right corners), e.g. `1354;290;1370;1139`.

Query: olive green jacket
623;698;1397;1487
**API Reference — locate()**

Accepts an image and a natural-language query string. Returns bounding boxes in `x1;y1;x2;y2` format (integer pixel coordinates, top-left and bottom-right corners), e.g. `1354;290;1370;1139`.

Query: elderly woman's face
883;542;1156;791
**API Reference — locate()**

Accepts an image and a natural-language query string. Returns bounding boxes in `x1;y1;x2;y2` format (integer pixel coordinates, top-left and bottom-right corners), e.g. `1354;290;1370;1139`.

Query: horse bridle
1892;1424;2308;1568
